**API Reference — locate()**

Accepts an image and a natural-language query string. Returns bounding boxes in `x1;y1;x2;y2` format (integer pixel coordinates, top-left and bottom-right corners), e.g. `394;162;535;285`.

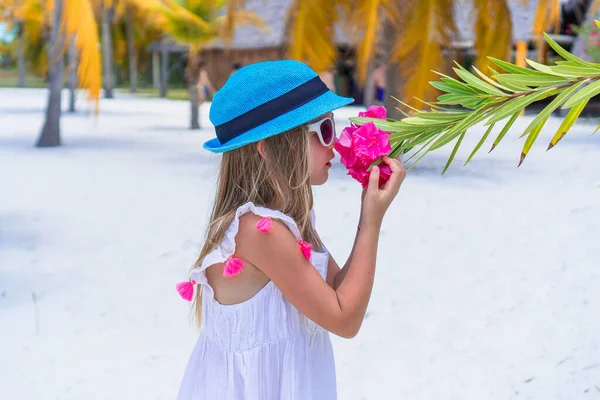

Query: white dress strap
190;202;303;293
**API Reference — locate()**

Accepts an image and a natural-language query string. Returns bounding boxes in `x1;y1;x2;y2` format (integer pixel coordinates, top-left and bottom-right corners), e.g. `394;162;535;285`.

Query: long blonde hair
191;125;323;325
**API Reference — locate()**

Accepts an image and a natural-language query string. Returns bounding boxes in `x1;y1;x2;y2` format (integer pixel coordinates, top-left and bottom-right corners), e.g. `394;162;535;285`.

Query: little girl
176;60;406;400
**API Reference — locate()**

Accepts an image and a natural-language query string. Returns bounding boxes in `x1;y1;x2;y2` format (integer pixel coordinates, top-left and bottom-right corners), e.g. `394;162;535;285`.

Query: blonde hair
191;125;323;325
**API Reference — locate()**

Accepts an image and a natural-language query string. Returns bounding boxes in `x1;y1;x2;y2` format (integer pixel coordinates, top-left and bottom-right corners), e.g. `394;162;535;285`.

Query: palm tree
68;36;78;112
124;4;137;92
91;1;164;95
286;0;563;115
15;21;26;87
100;0;115;98
117;2;164;93
156;0;264;129
37;0;65;147
36;0;102;147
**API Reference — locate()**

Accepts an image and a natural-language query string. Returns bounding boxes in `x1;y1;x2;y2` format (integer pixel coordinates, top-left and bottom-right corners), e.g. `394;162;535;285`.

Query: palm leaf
351;0;386;83
286;0;338;73
63;0;102;110
490;111;520;152
520;80;587;137
472;0;512;75
548;100;589;150
465;123;495;165
347;21;600;173
519;116;548;166
442;131;466;174
532;0;561;61
562;79;600;109
389;0;456;108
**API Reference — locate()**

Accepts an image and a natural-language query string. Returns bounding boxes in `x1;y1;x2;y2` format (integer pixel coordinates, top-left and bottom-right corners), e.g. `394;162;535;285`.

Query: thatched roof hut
149;0;585;95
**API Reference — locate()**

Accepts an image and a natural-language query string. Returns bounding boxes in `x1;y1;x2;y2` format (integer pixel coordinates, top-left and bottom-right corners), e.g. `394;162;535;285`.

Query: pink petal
335;136;358;168
348;167;370;188
256;216;272;233
378;164;392;186
339;149;357;168
223;257;245;277
358;105;387;120
176;280;196;302
298;240;312;260
353;123;392;161
338;127;356;147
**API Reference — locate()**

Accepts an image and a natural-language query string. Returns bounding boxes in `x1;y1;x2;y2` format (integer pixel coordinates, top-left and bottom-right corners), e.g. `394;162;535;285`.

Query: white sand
1;88;599;399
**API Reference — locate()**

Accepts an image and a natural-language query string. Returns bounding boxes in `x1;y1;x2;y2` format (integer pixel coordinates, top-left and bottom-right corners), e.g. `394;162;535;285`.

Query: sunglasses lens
320;119;334;145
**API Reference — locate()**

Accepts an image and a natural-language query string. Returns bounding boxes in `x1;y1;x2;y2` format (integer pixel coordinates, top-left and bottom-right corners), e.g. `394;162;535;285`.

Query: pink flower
359;105;387;120
298;240;312;260
335;125;359;167
256;216;272;233
334;107;393;187
353;122;392;162
223;257;245;277
176;280;196;302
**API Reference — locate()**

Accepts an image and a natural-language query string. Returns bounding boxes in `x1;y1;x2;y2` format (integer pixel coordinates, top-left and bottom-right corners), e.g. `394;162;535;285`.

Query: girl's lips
325;162;332;167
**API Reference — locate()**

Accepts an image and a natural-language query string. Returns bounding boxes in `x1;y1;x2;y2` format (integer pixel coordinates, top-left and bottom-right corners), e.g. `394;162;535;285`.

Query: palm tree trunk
37;0;64;148
16;22;26;88
102;5;114;99
186;51;200;129
362;62;375;107
152;52;160;88
125;6;137;93
189;84;200;129
68;36;78;112
160;38;168;98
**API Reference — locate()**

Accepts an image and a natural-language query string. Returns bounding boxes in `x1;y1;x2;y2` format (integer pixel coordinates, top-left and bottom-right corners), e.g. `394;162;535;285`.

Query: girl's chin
310;171;329;186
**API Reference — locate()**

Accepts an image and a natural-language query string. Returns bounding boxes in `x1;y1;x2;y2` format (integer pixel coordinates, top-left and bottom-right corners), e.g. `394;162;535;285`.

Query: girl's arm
237;157;405;338
326;203;363;290
327;186;378;290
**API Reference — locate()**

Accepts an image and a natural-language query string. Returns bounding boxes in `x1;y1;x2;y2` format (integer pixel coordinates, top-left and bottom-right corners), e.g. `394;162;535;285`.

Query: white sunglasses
308;116;336;146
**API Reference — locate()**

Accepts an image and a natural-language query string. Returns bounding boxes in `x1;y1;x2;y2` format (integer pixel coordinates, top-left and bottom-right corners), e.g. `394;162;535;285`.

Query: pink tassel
256;217;272;233
223;257;245;277
298;240;312;260
176;280;196;302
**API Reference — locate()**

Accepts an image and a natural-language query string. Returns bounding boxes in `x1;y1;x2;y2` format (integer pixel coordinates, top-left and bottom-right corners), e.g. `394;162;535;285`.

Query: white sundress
176;202;337;400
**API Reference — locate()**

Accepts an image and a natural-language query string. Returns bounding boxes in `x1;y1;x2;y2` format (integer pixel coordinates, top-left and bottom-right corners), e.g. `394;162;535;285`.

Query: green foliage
350;31;600;173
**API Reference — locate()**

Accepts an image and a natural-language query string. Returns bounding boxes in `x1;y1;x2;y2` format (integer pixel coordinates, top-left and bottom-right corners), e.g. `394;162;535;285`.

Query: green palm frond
350;33;600;172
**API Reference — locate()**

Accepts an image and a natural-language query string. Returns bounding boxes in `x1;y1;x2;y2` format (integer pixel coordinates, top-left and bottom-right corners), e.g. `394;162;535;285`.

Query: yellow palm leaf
286;0;339;73
351;0;387;83
390;0;455;109
63;0;102;110
472;0;512;75
13;0;44;23
125;0;168;29
159;0;216;45
222;0;243;46
213;10;267;41
533;0;561;61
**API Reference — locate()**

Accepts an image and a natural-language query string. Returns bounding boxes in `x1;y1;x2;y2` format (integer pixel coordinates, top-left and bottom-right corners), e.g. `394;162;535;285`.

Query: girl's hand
361;156;406;227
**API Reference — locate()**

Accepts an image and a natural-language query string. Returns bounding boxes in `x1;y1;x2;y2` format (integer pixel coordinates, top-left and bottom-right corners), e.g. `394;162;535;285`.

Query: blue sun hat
204;60;354;153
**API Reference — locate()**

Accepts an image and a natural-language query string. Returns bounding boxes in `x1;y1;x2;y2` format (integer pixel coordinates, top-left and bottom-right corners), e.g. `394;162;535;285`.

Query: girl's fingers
383;156;403;172
381;157;406;193
367;166;380;191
